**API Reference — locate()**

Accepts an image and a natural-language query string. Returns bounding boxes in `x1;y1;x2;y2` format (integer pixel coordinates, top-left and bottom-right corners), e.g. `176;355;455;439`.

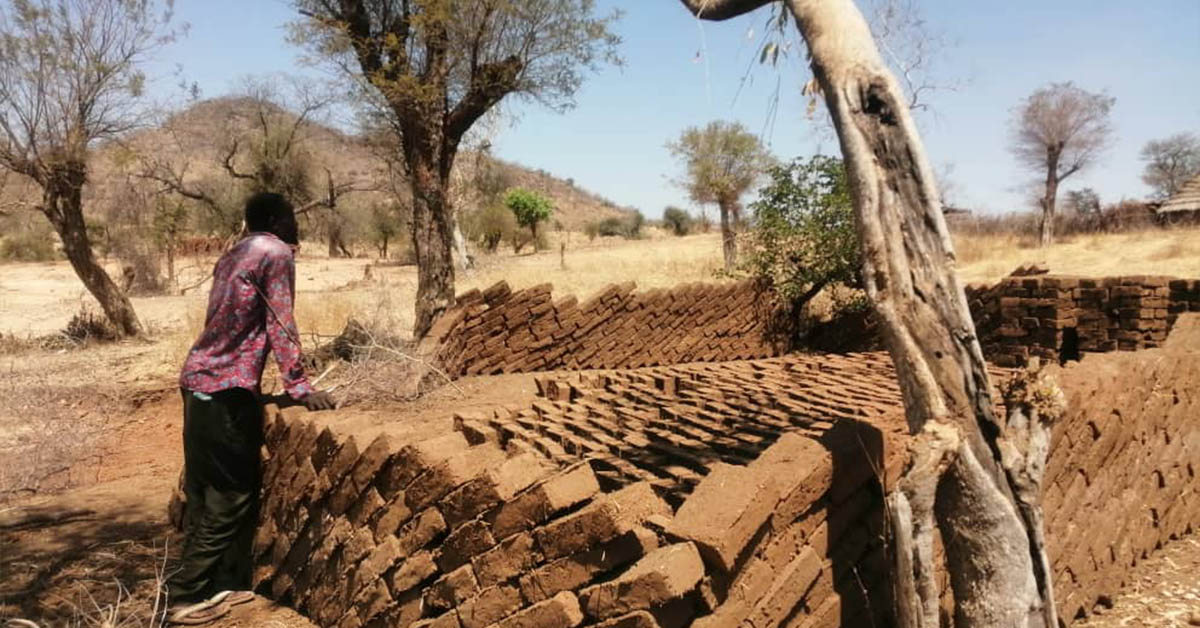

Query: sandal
166;600;230;625
213;590;255;607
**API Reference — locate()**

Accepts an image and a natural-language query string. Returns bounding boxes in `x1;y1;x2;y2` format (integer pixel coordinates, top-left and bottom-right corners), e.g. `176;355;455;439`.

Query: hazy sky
149;0;1200;218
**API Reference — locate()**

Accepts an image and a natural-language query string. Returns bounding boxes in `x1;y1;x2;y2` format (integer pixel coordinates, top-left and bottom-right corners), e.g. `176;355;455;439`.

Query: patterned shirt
180;232;314;399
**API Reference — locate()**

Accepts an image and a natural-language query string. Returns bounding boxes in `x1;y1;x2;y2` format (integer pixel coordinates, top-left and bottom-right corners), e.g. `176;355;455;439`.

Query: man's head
244;192;299;245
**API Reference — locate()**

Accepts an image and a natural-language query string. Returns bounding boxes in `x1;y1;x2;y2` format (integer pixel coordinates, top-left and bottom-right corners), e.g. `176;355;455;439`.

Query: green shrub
743;155;860;308
662;206;693;236
504;188;554;251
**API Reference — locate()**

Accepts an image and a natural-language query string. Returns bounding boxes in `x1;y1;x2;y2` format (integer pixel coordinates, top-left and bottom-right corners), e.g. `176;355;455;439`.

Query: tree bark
1039;148;1061;247
409;157;458;339
44;174;143;337
674;0;1060;625
718;199;737;271
452;217;474;270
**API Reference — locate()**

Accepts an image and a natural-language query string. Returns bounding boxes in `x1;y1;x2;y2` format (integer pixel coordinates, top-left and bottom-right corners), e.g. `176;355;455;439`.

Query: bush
0;230;58;262
662;206;693;236
464;204;518;253
504;188;554;251
743;155;859;307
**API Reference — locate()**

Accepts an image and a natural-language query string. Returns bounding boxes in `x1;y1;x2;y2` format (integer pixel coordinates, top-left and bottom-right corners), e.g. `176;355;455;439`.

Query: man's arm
259;252;319;402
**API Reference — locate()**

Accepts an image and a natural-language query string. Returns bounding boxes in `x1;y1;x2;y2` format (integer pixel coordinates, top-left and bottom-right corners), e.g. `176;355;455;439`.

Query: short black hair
244;192;293;233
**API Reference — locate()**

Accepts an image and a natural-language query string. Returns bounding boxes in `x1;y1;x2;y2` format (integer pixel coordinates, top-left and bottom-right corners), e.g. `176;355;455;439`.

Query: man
167;192;336;625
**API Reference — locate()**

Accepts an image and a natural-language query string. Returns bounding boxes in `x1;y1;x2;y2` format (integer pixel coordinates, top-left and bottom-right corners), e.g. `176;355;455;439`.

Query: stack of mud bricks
423;280;787;378
970;274;1199;366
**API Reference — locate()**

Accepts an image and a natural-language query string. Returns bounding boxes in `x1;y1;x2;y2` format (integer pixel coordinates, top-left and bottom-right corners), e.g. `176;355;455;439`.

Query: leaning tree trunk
717;200;737;271
409;159;458;339
1039;151;1060;247
44;179;144;337
676;1;1059;626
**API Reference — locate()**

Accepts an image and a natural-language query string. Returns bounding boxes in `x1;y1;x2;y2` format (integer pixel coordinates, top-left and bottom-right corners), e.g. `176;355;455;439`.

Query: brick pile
967;275;1200;366
421;280;788;378
245;329;1199;627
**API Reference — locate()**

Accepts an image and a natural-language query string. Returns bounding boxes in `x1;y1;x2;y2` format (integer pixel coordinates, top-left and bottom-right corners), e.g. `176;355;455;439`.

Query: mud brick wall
967;275;1200;366
422;280;788;378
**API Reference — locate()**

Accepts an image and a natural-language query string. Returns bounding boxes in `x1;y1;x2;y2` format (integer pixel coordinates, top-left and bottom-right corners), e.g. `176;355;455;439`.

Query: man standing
167;192;336;625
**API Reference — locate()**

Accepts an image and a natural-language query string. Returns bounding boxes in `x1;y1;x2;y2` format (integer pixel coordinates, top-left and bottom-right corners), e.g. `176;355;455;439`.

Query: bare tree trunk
718;200;737;271
410;161;457;339
44;179;143;337
675;0;1060;625
452;217;473;270
1039;150;1060;247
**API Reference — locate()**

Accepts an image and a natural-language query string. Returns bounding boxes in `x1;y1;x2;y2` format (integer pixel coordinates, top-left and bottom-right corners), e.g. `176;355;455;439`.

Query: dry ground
2;225;1200;626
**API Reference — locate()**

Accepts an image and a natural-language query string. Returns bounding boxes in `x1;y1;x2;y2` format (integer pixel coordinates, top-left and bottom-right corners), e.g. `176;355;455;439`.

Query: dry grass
952;226;1200;285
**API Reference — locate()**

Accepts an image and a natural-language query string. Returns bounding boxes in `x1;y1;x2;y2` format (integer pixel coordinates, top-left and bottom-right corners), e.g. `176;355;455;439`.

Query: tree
1062;187;1100;216
292;0;621;338
743;155;858;309
667;120;774;271
676;1;1061;626
368;200;405;259
1140;132;1200;199
0;0;177;336
504;188;554;251
1011;82;1114;246
662;206;693;236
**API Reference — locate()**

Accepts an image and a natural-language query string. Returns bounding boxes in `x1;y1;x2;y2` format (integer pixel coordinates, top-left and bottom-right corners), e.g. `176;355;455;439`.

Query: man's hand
303;390;338;412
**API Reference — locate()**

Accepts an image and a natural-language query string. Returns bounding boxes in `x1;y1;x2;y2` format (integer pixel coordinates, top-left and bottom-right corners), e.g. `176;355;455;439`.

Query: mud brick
456;413;500;445
390;550;438;595
397;508;447;557
406;443;508;513
350;535;404;599
520;527;659;604
425;563;480;612
342;527;377;566
491;463;602;538
473;532;541;588
667;461;781;573
379;433;471;497
364;590;423;628
347;578;392;625
442;454;554;528
373;494;413;542
438;519;497;571
745;546;823;628
412;612;463;628
593;612;660;628
459;584;524;628
329;435;393;515
348;487;387;527
578;543;704;620
495;590;584;628
534;482;671;560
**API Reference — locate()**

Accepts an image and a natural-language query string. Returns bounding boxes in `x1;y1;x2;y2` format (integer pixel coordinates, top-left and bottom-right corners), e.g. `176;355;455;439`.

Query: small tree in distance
1010;82;1114;246
504;188;554;252
662;206;693;236
667;121;774;271
1140;132;1200;200
744;155;858;310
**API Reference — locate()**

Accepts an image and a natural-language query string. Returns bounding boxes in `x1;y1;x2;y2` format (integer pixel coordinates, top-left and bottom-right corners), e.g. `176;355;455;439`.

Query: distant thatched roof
1157;173;1200;214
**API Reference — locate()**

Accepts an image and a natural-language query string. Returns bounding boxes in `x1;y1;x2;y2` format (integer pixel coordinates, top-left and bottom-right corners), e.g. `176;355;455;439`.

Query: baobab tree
1011;82;1114;246
0;0;177;336
291;0;621;338
675;1;1061;626
668;121;774;271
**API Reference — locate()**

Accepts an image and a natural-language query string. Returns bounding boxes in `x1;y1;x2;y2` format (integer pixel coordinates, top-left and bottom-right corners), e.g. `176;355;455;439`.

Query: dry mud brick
390;550;438;595
520;527;659;603
495;590;585;628
491;462;602;538
441;453;554;528
459;584;524;628
666;461;781;573
578;542;705;620
424;563;480;612
438;519;498;571
473;532;542;588
534;481;671;560
406;443;507;512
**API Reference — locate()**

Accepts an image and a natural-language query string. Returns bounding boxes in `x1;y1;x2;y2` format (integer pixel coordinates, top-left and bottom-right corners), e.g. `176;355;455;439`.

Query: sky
148;0;1200;218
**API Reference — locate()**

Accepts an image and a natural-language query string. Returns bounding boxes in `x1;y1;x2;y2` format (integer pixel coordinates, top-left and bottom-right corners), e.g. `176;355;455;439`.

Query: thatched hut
1156;172;1200;223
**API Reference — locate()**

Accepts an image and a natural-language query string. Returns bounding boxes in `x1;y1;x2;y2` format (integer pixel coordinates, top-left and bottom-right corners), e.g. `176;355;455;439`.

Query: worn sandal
166;600;230;625
212;590;255;607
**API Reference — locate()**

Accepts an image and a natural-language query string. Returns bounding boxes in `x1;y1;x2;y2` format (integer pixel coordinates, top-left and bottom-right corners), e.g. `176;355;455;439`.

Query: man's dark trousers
169;387;263;604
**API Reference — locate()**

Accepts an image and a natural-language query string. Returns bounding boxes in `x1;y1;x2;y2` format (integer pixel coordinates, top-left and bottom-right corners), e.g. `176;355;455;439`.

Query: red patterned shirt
180;232;314;399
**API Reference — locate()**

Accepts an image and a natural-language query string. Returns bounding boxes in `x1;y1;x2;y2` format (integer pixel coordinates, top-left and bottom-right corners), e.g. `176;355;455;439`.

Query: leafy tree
1010;82;1114;246
662;206;693;236
504;188;554;251
667;121;774;270
292;0;621;338
0;0;178;336
1140;132;1200;199
744;156;858;308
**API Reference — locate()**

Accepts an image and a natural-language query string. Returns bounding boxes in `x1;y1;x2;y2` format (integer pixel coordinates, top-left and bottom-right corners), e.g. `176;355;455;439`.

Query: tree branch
676;0;775;20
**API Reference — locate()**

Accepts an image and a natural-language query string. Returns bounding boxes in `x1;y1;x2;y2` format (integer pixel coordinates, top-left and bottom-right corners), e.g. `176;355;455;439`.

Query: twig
348;341;464;395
